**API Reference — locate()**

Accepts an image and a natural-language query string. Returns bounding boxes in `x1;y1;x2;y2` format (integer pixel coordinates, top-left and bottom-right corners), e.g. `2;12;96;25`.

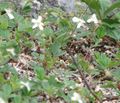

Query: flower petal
32;16;44;30
39;25;44;30
87;14;98;24
71;92;83;103
38;16;42;21
72;17;80;23
6;48;16;56
0;97;5;103
5;9;14;19
32;24;38;29
20;81;31;91
7;13;14;19
31;19;37;23
79;19;85;24
77;23;82;28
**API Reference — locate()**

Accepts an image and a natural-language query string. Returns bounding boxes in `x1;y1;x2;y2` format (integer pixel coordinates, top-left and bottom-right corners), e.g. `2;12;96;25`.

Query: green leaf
99;0;111;16
96;26;106;38
55;33;69;45
109;61;120;68
0;51;10;66
0;15;8;29
116;52;120;59
59;18;72;30
10;76;21;91
18;19;32;32
48;76;63;88
22;5;31;14
13;95;22;103
80;87;90;98
49;32;69;57
95;52;111;69
29;98;38;103
35;66;45;80
0;73;5;83
0;2;11;10
107;27;120;40
44;27;54;37
102;81;115;88
63;79;76;89
103;18;119;27
41;80;57;95
104;1;120;16
76;29;90;38
0;29;10;37
112;68;120;80
81;0;101;18
49;42;65;56
79;59;89;71
57;91;71;103
14;12;24;23
45;53;56;68
2;84;12;98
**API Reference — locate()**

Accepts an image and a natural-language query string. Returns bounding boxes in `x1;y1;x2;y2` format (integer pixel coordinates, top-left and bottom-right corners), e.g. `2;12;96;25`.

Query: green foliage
104;1;120;16
95;52;111;69
34;66;46;80
81;0;120;40
0;0;120;103
0;2;13;10
81;0;101;18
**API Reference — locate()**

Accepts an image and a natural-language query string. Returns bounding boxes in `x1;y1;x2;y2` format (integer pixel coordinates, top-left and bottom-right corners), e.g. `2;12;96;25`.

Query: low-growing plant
0;0;120;103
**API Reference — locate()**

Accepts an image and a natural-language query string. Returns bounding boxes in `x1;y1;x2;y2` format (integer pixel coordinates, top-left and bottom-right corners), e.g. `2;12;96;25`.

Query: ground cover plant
0;0;120;103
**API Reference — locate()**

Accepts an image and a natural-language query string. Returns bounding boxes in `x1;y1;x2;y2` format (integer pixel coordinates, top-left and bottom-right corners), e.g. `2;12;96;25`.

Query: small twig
80;5;89;18
67;48;102;103
67;1;103;102
103;96;119;101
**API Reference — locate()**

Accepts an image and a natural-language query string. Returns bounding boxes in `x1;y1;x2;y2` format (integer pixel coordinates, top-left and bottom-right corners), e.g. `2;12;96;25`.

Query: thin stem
67;48;102;103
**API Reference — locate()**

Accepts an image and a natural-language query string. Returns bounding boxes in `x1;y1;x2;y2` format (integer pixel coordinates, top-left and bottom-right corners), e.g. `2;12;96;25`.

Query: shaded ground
1;0;120;103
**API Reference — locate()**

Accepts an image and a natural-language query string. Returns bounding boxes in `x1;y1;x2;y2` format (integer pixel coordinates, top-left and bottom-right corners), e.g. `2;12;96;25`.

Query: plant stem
67;48;102;103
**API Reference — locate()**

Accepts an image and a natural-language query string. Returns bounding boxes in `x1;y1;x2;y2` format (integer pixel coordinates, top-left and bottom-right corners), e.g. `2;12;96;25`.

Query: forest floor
8;35;120;103
1;0;120;103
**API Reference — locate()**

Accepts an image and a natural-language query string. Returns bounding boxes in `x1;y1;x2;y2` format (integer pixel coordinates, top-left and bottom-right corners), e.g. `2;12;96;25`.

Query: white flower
33;0;41;9
87;14;99;24
33;0;41;5
75;83;81;87
4;8;14;19
6;48;16;56
20;81;31;91
31;16;44;30
72;17;88;29
20;0;27;7
71;92;83;103
0;97;5;103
